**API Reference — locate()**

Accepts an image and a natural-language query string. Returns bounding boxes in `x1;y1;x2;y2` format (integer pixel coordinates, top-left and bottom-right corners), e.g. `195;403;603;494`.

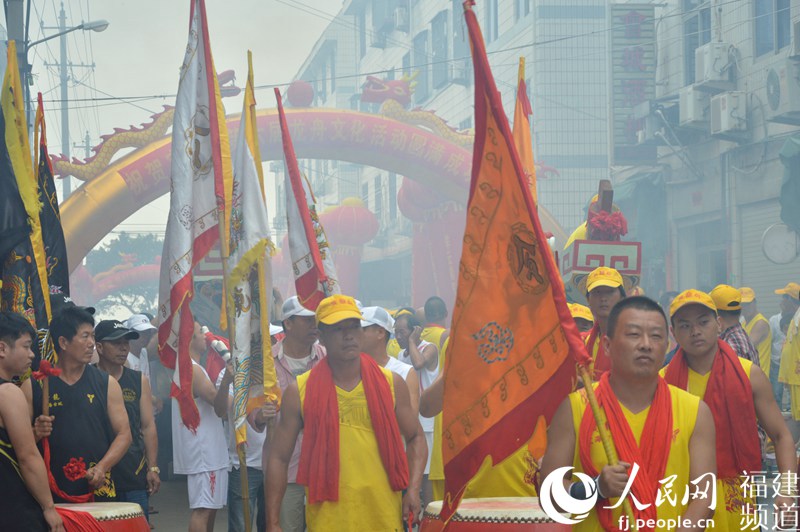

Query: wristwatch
148;466;161;474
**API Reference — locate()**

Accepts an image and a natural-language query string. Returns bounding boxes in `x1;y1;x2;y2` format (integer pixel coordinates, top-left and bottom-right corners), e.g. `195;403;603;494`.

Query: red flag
274;89;338;310
157;0;232;431
441;1;591;519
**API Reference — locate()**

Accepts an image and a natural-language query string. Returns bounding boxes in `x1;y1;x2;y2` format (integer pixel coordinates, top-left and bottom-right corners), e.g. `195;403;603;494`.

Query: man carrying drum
0;312;63;531
541;296;716;530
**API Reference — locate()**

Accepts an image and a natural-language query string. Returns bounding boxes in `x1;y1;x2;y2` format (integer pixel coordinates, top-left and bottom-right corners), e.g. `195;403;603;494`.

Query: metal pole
59;2;70;200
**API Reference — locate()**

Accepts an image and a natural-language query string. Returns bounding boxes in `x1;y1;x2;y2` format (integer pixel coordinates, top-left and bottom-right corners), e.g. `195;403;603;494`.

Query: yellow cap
709;284;742;312
669;289;717;318
568;303;594;323
316;295;363;325
775;282;800;300
739;287;756;304
586;266;623;292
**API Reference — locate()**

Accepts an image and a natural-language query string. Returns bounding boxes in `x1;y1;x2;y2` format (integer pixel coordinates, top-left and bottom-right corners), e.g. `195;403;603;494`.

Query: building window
451;0;471;84
514;0;531;21
358;8;367;58
755;0;791;57
683;1;711;85
373;175;384;218
413;30;430;103
388;173;397;220
432;11;449;89
362;182;370;208
402;52;411;78
485;0;498;43
330;50;336;94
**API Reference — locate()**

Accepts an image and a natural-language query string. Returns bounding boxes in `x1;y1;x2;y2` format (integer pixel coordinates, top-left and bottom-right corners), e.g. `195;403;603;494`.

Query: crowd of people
2;267;800;530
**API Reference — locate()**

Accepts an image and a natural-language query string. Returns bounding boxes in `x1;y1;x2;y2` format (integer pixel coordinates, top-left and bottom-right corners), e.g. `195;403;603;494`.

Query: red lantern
319;198;378;246
286;80;315;108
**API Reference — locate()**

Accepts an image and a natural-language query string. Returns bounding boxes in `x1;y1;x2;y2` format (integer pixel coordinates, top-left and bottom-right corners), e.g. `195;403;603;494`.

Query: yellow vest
568;384;699;532
387;338;401;359
744;313;772;375
428;337;447;482
298;366;402;531
421;325;447;351
663;357;756;531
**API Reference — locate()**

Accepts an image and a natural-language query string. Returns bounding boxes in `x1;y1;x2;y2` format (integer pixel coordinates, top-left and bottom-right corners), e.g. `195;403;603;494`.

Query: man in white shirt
214;363;271;532
171;322;229;532
262;296;326;532
124;314;157;380
361;306;420;414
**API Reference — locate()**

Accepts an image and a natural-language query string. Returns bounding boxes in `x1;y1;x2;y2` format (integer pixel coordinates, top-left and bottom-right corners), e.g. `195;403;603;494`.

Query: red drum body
56;502;149;532
421;498;569;531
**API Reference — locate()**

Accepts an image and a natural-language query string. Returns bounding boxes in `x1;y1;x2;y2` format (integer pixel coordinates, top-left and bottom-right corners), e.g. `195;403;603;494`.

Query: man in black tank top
32;307;132;502
95;319;160;520
0;311;63;531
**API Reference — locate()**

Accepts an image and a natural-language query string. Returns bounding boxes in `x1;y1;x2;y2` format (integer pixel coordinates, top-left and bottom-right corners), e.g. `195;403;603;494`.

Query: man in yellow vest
664;289;796;530
265;295;427;531
542;296;716;530
583;266;626;380
740;287;773;375
420;296;449;352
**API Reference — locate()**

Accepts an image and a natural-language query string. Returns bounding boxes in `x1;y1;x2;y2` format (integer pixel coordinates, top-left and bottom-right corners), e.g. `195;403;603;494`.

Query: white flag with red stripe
158;0;232;431
275;89;339;310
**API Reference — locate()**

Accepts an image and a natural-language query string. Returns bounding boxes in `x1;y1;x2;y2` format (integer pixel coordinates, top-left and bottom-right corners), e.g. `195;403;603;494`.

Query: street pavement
149;477;229;530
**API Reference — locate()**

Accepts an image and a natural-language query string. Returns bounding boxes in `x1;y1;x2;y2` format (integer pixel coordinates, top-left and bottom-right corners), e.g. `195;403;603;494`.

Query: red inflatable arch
60;108;567;303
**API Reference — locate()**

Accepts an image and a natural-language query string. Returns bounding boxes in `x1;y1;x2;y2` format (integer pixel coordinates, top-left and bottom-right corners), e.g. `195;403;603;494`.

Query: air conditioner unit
394;6;409;33
765;58;800;125
710;91;747;139
635;115;665;145
695;42;732;92
679;85;710;127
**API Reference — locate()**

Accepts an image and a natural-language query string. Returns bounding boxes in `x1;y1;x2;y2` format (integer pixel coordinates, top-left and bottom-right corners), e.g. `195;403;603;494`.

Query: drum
56;502;149;532
421;497;569;531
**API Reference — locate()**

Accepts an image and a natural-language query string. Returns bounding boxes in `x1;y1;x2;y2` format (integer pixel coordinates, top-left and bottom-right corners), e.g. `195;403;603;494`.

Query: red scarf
663;339;761;479
296;353;409;503
579;373;672;532
56;506;104;531
586;324;611;380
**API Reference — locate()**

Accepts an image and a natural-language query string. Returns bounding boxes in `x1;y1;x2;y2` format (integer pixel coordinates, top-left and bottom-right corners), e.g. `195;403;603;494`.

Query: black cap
50;292;95;316
95;320;139;342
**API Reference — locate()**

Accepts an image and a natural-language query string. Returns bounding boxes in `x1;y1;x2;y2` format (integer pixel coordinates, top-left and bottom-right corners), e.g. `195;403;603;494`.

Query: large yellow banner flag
441;1;592;519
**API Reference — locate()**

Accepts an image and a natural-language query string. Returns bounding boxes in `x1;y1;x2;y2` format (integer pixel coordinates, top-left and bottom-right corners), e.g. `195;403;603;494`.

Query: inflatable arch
60;107;567;301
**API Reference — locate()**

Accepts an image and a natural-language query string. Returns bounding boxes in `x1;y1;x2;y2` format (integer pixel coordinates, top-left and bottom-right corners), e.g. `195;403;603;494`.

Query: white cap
360;306;395;333
125;314;157;332
269;323;284;336
281;296;315;320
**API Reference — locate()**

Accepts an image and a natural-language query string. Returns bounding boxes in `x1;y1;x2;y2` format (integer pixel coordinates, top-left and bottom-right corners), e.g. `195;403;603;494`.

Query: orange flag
441;1;592;519
512;56;536;204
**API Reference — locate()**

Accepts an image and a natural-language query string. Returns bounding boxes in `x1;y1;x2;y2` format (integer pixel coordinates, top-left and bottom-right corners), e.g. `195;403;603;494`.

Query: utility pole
59;3;71;200
74;130;91;159
6;0;26;91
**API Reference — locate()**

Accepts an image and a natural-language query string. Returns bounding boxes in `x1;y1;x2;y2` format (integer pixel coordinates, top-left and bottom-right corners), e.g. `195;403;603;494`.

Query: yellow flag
512;57;537;204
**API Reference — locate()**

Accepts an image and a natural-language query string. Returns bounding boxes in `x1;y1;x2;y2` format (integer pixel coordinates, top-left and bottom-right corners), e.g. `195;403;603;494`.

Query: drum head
424;497;555;523
55;502;145;521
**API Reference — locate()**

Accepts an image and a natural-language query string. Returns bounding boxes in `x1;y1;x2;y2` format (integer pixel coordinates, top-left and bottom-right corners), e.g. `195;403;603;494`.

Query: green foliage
85;232;163;315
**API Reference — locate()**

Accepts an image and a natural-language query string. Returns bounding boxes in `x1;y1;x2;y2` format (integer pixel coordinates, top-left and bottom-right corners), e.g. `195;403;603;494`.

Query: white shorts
424;431;433;475
187;468;228;509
